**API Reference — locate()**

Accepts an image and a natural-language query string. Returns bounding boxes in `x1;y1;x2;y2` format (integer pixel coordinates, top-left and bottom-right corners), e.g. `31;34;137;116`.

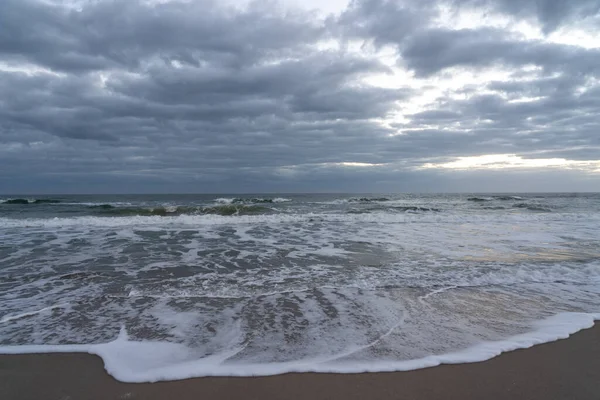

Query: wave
214;197;292;205
512;203;552;212
1;198;61;205
348;197;391;203
320;197;391;205
1;304;69;324
122;258;600;301
389;206;439;212
88;204;115;210
480;204;549;211
89;204;272;217
494;196;524;201
348;206;440;214
468;196;524;202
467;197;494;202
0;313;597;382
2;211;597;229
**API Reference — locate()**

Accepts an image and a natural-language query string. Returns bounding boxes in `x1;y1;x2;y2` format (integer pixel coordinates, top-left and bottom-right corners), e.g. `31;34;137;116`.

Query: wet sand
1;323;599;400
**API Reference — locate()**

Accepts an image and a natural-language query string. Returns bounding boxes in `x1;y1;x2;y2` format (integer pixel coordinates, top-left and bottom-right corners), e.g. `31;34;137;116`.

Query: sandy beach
0;323;598;400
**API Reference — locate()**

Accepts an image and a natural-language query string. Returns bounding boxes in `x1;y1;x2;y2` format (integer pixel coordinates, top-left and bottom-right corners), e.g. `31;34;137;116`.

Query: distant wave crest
348;197;391;203
89;204;272;217
214;197;292;205
468;196;523;202
1;198;61;205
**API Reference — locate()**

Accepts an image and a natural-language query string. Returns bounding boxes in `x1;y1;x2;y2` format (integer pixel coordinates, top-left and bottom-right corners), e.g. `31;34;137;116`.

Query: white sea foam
418;286;458;302
121;256;600;300
61;202;134;206
0;304;69;324
214;198;236;204
213;197;291;205
2;211;599;229
0;313;597;382
0;198;34;204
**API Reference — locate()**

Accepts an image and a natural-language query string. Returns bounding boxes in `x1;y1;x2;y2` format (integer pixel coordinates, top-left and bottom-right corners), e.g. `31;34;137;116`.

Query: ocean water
1;193;599;382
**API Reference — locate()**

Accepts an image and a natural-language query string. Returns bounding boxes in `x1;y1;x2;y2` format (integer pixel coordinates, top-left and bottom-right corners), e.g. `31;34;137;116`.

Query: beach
1;323;598;400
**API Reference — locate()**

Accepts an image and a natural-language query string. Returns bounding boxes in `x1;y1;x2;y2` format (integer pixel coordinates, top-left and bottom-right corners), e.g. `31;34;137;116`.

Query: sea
1;193;599;382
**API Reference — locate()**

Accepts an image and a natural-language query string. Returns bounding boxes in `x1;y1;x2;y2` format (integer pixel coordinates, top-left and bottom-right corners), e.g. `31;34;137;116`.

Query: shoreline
1;323;599;400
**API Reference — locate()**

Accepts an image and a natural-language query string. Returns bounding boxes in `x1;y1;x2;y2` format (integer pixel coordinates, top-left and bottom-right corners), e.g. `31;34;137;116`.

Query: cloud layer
1;0;599;193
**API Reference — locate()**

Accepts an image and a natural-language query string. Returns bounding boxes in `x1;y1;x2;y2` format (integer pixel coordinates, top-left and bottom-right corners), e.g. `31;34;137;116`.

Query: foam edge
0;312;598;383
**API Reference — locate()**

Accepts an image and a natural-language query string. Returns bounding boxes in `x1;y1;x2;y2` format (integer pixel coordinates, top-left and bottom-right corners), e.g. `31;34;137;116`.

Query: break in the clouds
1;0;599;193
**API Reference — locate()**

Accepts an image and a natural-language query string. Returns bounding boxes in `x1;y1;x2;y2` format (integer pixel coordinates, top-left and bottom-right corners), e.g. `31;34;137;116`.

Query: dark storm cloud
339;0;600;76
1;0;599;193
402;27;600;77
464;0;600;33
336;0;435;46
393;74;600;161
0;0;324;72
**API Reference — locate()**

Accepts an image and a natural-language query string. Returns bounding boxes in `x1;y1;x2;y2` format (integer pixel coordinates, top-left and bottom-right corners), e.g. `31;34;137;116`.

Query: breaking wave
1;198;61;205
347;206;439;214
214;197;292;204
468;196;524;202
89;204;272;217
512;203;553;212
467;197;494;202
348;197;391;203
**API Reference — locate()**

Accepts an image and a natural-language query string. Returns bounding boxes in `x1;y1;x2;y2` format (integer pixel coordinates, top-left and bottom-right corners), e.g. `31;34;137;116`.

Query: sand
1;323;599;400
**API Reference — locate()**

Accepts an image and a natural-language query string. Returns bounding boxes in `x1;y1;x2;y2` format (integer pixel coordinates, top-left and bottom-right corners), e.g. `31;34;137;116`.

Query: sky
1;0;599;193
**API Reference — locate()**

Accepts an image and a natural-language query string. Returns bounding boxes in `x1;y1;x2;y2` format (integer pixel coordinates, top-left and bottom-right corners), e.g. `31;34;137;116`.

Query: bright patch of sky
422;154;600;172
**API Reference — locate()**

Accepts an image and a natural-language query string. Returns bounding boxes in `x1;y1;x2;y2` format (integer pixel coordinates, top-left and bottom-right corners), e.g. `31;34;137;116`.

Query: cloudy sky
1;0;599;193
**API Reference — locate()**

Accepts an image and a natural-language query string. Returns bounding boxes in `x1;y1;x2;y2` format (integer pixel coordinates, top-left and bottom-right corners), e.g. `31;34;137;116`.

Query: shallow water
1;193;599;381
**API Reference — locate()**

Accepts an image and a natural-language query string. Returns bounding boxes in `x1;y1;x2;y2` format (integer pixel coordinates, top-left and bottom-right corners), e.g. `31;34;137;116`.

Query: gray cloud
0;0;599;193
464;0;600;33
402;27;600;77
1;0;324;72
336;0;435;46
